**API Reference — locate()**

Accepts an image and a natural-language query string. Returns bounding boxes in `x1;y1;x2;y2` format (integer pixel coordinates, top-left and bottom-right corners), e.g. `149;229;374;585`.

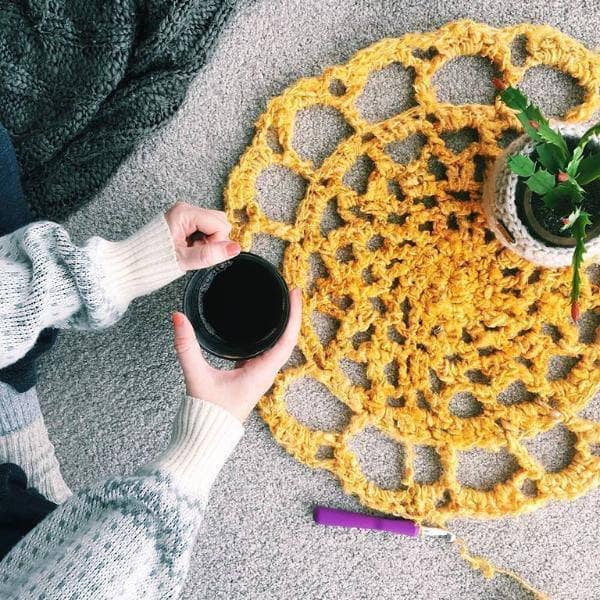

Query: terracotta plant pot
183;252;290;360
483;122;600;268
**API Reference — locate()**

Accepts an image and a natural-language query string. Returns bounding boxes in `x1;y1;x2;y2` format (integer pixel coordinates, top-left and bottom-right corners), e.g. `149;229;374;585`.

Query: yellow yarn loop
225;20;600;594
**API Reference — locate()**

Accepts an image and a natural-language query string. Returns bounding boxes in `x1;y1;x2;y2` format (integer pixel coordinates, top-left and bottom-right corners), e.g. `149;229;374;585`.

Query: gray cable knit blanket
0;0;236;221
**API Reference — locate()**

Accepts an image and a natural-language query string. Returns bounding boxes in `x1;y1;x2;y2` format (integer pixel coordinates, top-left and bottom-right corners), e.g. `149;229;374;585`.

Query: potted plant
483;80;600;321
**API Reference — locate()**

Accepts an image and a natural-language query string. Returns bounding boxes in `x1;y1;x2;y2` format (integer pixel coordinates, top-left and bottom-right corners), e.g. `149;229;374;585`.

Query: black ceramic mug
183;252;290;360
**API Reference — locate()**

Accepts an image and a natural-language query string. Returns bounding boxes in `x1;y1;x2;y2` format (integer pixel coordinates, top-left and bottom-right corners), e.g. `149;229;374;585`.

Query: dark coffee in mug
183;252;290;360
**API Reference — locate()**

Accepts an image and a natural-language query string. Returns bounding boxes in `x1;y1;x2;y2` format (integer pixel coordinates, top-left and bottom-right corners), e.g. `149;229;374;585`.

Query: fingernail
172;312;185;326
226;241;241;257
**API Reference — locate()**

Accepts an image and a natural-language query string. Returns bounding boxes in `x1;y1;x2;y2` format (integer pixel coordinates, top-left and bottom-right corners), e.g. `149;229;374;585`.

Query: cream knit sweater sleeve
0;215;184;368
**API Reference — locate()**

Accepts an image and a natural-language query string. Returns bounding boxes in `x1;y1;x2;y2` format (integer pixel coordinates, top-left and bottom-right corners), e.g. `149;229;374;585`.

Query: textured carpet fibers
37;2;599;599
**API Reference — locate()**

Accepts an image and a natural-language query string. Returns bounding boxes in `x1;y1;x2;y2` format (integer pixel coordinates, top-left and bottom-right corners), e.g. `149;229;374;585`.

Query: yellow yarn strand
225;20;600;596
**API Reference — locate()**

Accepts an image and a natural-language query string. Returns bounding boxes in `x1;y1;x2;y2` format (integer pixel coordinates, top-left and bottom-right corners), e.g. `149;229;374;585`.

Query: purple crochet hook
313;506;454;541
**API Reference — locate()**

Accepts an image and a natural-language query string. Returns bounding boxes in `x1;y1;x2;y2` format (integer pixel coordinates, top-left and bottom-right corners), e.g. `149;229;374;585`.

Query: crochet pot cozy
483;122;600;268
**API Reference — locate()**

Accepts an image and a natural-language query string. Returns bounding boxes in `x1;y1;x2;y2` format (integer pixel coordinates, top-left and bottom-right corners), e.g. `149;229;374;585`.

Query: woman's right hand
171;288;302;422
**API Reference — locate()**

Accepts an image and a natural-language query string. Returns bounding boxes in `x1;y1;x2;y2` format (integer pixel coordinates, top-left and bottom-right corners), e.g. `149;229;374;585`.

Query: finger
182;240;241;269
172;312;211;384
245;288;302;375
187;209;232;238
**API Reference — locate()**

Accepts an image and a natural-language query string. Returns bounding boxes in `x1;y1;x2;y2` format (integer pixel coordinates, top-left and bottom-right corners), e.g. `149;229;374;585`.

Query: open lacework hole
413;445;443;484
367;234;385;251
578;391;600;421
286;377;352;432
578;310;600;344
498;128;520;149
352;324;375;349
520;478;538;497
457;448;519;491
349;427;406;490
546;355;580;381
542;323;562;343
232;208;249;225
384;360;399;386
427;156;447;180
311;311;340;347
255;165;307;223
497;380;536;406
283;346;307;370
292;105;353;167
369;295;386;313
441;127;480;154
523;424;576;473
473;154;487;182
387;180;404;201
328;78;347;97
355;63;416;122
387;325;406;345
315;445;334;460
586;264;600;286
340;358;370;389
429;368;444;394
412;46;439;61
251;234;288;269
449;392;484;418
307;253;328;294
266;127;283;153
384;133;426;164
343;154;375;195
466;369;491;385
387;395;406;408
320;198;345;236
519;66;585;118
433;56;499;105
510;34;529;67
336;244;355;263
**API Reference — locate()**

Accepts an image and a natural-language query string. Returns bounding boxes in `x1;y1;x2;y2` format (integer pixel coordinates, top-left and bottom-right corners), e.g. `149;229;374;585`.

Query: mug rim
182;252;290;360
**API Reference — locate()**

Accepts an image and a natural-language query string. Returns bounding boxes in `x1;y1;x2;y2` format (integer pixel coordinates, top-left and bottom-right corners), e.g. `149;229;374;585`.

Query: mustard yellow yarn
224;20;600;526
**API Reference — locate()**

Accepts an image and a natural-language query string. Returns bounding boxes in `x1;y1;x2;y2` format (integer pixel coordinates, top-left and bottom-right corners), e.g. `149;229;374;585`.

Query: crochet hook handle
313;506;418;537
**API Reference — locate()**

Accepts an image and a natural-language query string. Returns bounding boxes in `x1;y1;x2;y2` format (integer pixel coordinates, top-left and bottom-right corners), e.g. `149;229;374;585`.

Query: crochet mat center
225;21;600;523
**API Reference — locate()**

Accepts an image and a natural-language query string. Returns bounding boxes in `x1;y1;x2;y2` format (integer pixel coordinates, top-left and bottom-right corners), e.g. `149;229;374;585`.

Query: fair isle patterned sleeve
0;396;244;600
0;215;184;369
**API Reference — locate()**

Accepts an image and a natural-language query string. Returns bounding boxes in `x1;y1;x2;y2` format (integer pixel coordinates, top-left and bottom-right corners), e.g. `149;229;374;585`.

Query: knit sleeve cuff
95;215;185;309
149;396;244;500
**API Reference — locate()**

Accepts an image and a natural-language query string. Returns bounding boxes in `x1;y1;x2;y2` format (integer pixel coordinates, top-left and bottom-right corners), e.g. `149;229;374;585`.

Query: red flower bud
561;217;570;225
557;171;569;182
492;78;508;91
571;302;580;322
528;120;540;130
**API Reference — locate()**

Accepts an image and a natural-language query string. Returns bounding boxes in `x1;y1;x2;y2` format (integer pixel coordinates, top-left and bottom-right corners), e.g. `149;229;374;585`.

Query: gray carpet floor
37;1;600;598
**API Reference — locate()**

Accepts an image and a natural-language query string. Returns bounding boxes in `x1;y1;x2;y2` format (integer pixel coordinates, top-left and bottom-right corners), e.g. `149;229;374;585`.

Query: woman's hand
164;202;241;271
171;289;302;422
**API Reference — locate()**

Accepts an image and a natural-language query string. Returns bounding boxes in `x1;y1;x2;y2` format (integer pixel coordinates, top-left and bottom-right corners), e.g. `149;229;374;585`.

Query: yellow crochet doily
225;21;600;526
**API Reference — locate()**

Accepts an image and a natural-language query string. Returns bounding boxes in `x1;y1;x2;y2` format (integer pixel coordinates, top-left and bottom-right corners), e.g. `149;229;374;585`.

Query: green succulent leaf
576;151;600;185
542;182;582;209
577;122;600;153
525;168;556;195
536;122;569;161
507;153;536;176
569;210;592;303
566;146;584;178
536;143;564;173
513;111;542;142
500;86;528;111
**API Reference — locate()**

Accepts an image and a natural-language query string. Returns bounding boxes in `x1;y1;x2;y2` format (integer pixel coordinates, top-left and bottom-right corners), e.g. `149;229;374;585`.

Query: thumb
172;312;210;387
183;240;241;270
